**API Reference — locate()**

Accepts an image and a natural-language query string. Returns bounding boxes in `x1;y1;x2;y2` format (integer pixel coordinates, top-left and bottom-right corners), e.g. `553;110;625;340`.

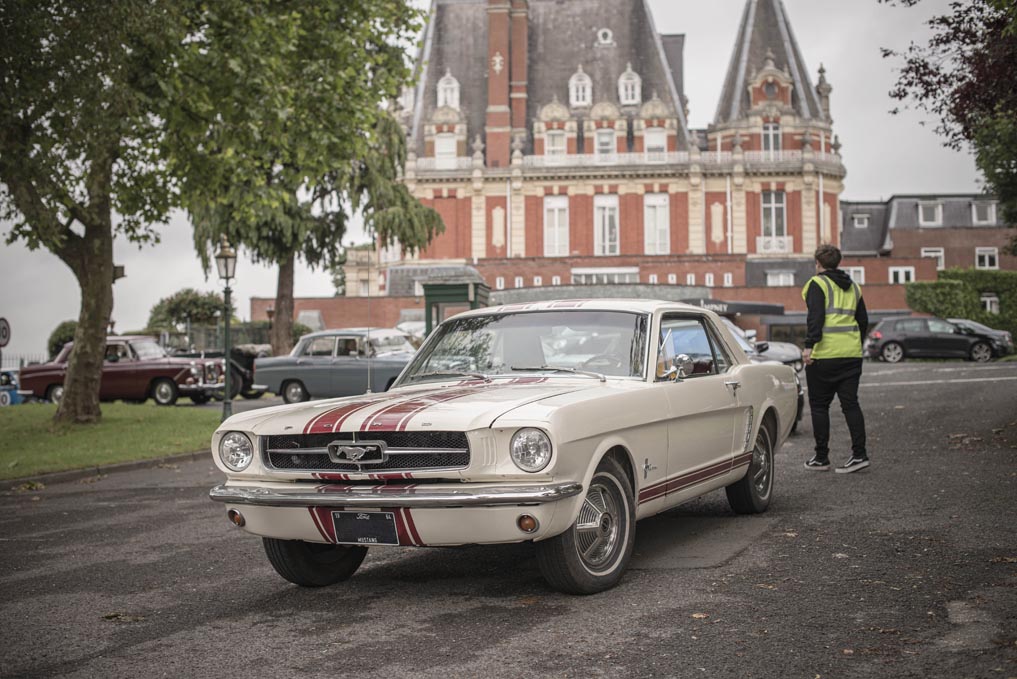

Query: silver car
255;328;415;403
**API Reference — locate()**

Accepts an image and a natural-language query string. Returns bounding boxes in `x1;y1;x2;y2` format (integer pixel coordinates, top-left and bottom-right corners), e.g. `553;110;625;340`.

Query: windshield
953;319;992;334
131;339;167;360
368;333;415;355
401;310;649;384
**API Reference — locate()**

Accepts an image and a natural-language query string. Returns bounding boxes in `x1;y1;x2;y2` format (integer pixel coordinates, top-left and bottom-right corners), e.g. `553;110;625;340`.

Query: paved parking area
2;361;1016;678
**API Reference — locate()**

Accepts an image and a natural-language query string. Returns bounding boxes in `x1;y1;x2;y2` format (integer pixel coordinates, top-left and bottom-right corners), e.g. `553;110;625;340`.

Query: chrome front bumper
209;482;584;508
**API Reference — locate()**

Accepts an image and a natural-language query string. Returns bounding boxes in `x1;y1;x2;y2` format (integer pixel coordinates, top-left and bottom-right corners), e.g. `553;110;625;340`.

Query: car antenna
365;236;373;394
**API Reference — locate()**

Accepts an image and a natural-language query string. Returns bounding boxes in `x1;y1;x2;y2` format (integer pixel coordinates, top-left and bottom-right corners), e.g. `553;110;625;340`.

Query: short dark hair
814;244;842;270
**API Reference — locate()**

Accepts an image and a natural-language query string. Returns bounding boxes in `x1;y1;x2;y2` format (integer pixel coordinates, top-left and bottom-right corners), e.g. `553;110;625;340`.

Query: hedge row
905;268;1017;336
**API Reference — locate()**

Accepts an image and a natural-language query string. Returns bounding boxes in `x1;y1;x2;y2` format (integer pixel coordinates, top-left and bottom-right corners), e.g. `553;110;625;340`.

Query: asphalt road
2;361;1016;678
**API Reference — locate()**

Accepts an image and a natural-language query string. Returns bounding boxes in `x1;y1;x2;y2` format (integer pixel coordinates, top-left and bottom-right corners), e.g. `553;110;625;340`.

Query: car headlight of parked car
510;428;552;472
219;432;255;471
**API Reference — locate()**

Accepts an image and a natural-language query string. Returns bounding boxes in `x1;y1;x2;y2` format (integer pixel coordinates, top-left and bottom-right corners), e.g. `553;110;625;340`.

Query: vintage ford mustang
209;300;798;594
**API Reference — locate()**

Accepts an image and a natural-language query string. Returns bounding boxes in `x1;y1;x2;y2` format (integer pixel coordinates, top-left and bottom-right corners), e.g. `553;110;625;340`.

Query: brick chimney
486;0;512;167
509;0;529;143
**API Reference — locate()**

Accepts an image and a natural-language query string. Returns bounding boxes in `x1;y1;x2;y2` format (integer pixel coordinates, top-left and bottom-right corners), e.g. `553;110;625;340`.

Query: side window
896;319;926;333
927;319;955;334
104;344;129;362
657;316;718;380
303;338;335;357
704;322;733;373
335;338;359;356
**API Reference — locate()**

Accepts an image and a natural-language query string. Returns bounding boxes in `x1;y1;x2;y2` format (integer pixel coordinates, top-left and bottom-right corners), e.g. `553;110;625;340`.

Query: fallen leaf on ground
989;556;1017;564
691;613;709;619
756;583;777;590
842;649;854;655
12;481;45;492
833;553;849;559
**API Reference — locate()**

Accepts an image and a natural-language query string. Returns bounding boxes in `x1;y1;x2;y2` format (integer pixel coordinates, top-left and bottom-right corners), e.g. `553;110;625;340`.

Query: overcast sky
0;0;979;361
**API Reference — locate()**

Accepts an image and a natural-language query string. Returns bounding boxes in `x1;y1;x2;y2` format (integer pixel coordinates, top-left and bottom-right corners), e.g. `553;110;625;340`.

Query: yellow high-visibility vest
802;275;863;359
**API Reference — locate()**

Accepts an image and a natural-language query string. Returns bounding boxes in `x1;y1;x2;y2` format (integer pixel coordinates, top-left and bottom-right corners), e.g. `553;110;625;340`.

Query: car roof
302;327;403;339
451;299;707;319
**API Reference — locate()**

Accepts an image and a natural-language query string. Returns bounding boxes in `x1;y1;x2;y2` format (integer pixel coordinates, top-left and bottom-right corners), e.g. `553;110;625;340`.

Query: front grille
264;431;470;473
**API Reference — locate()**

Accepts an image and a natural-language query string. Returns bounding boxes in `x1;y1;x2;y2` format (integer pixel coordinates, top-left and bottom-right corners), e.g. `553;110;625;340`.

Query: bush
47;320;77;358
906;269;1017;336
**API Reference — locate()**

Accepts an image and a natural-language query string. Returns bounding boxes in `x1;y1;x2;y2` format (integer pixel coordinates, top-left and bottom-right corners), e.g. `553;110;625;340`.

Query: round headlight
510;428;552;472
219;432;254;471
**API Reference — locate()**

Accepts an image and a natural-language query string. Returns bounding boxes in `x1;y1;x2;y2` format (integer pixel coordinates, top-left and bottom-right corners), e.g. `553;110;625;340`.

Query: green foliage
973;110;1017;233
147;288;224;331
906;268;1017;335
47;320;78;359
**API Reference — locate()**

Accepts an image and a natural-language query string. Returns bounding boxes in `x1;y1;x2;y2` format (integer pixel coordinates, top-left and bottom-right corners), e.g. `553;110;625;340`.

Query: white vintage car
210;300;798;594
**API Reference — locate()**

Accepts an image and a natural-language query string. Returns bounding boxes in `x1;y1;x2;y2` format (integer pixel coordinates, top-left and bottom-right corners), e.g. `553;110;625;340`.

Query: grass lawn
1;402;221;480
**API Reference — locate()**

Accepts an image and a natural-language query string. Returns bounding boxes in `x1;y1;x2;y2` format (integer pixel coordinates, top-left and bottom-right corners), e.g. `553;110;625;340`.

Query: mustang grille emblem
326;440;388;466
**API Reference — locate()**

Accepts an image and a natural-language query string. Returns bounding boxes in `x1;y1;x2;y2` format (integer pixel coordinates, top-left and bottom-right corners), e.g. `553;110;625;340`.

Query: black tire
535;456;635;595
262;538;368;587
726;418;775;514
151;378;179;406
190;394;211;405
282;380;309;404
46;384;65;404
880;341;905;363
240;389;264;400
969;342;992;363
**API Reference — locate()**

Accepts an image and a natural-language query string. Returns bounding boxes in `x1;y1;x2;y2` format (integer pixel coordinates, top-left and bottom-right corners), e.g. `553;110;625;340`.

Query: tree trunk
271;252;296;356
55;223;114;424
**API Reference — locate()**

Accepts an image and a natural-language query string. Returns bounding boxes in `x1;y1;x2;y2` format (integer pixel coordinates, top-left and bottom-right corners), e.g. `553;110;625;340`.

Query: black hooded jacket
803;268;869;351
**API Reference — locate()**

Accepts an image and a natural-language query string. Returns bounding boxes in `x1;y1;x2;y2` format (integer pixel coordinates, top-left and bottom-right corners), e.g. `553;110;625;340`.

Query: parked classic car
720;317;804;372
865;316;1000;363
174;343;271;400
18;336;226;405
254;328;416;404
209;300;798;594
947;318;1014;356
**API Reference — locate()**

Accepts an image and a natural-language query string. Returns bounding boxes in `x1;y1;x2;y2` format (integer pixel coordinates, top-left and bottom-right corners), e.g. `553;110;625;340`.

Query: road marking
861;376;1017;388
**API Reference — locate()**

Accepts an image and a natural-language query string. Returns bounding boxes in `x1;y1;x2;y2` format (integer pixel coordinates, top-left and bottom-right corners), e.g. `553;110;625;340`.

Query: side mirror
755;341;770;353
666;353;695;381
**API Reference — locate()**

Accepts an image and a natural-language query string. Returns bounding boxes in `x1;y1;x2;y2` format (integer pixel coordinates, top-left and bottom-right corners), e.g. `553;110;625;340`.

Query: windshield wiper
411;370;491;383
510;365;606;382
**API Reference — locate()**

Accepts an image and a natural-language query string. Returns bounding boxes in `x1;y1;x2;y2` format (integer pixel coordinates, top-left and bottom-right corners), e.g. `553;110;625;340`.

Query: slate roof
410;0;690;154
386;264;486;297
714;0;823;125
886;195;1002;229
840;201;891;255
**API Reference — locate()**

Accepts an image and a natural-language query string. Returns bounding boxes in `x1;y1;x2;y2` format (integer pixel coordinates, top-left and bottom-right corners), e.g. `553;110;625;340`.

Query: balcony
523;152;690;168
756;236;793;254
414;156;473;171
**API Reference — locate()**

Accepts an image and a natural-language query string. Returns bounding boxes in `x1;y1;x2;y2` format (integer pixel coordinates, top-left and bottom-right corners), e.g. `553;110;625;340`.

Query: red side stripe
307;507;334;542
404;508;424;545
392;509;413;546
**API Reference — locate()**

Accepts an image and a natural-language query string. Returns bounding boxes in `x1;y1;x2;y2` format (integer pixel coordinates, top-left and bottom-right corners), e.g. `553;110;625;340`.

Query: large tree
170;1;443;355
147;288;224;331
881;0;1017;242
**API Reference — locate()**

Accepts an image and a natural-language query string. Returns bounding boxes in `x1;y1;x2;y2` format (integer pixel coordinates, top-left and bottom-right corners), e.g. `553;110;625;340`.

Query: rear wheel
240;389;264;400
189;394;211;405
725;419;775;514
880;341;904;363
151;378;179;406
535;456;635;594
282;380;309;404
262;538;368;587
970;342;992;363
46;384;64;404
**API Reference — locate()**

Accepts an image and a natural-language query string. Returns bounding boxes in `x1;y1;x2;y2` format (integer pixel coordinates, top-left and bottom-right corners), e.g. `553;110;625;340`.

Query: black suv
865;316;997;363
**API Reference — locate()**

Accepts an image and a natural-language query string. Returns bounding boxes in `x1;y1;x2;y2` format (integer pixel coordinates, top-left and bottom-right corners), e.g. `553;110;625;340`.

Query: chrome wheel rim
750;429;773;500
155;382;173;403
285;383;304;402
882;344;903;362
972;344;991;362
574;479;622;571
50;386;64;403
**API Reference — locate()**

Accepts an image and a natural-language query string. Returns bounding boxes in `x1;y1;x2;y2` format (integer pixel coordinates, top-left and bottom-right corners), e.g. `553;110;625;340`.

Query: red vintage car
18;336;226;405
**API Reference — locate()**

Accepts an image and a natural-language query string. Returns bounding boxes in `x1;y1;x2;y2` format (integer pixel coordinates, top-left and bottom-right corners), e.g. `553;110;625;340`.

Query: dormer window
569;65;592;108
918;201;943;227
595;129;616;162
618;63;641;106
545;131;566;157
852;214;869;229
762;122;781;153
437;70;460;110
972;201;996;225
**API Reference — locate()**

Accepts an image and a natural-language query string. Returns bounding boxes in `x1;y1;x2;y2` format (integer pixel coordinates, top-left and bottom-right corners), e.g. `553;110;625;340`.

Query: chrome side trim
209;482;583;508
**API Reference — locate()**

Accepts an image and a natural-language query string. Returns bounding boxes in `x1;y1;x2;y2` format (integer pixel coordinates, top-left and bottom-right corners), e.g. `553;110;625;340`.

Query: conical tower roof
714;0;823;125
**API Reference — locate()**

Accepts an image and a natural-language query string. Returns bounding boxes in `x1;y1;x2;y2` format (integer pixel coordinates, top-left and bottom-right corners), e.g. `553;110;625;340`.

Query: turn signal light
227;509;245;527
517;514;539;533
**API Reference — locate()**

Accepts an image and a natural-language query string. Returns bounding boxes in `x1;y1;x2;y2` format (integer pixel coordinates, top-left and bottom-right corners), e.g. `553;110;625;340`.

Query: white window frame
593;194;619;256
437;71;460;110
972;202;996;225
889;266;915;284
918;202;943;227
495;276;505;290
704;273;715;287
514;276;524;289
533;276;543;287
981;293;1000;314
570;267;639;285
648;274;658;284
766;271;795;287
551;276;561;286
434;134;457;170
762;122;781;154
976;247;999;270
545;131;566;158
685;273;695;285
644;128;667;160
595;129;616;163
543;195;569;257
643;193;670;255
723;272;733;287
569;68;592;108
842;266;866;284
761;191;787;237
852;214;870;229
618;64;641;106
668;273;677;284
921;247;945;271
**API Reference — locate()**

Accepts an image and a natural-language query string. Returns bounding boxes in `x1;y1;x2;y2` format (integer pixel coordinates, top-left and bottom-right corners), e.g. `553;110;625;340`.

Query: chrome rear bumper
209;482;584;508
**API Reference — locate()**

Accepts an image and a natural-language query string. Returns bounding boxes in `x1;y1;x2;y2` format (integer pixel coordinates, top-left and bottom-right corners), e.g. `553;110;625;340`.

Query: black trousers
805;357;867;459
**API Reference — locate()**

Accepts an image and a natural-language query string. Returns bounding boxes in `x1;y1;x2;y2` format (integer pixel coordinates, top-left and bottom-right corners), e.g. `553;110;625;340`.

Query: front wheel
262;538;368;587
881;341;904;363
970;342;992;363
189;394;211;405
151;378;179;406
535;456;635;595
240;389;264;400
282;380;309;404
46;384;64;404
726;420;775;514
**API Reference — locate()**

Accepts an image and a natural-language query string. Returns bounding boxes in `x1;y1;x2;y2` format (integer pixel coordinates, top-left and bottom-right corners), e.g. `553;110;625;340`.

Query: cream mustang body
210;300;798;594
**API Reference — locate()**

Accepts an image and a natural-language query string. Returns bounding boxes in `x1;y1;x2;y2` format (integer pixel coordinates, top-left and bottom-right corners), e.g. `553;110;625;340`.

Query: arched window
569;65;592;108
618;63;641;106
437;70;460;110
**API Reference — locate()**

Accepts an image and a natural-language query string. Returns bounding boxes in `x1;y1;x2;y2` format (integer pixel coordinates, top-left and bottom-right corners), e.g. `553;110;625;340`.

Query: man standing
802;244;869;473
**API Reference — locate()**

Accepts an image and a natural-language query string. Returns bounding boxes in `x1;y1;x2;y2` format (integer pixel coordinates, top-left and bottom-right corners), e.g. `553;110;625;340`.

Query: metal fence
1;354;49;371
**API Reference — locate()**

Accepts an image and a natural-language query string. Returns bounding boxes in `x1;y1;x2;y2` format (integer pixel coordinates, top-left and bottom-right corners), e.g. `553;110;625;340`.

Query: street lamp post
215;235;237;421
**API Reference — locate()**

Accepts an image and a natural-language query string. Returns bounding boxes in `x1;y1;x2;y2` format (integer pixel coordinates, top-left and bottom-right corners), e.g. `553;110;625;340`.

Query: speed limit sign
0;318;9;348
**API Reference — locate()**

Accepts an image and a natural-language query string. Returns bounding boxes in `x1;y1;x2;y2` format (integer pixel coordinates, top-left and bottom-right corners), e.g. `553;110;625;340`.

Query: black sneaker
804;456;831;471
835;457;870;474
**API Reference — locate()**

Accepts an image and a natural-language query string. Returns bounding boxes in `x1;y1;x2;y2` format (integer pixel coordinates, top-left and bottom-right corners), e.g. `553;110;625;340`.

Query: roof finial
764;48;776;70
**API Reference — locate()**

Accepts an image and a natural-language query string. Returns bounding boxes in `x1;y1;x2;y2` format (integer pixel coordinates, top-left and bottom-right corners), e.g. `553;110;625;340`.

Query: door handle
724;380;741;393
